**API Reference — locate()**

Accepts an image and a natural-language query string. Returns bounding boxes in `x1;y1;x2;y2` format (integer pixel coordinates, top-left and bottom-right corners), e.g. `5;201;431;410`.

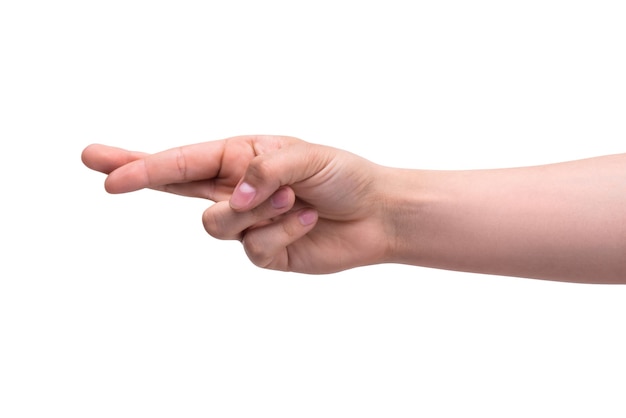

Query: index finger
81;144;148;174
104;140;227;194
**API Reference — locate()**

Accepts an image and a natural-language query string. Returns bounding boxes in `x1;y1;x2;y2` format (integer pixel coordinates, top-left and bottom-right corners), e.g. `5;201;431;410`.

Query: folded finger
202;187;297;240
229;141;336;211
241;208;318;271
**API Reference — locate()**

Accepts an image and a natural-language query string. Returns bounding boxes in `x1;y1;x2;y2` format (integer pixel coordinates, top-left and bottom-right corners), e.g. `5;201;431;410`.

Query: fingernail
231;182;256;209
298;209;317;226
270;188;290;209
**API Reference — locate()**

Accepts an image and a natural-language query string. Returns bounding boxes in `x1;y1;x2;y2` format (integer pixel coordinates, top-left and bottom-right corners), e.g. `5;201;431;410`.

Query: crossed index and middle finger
81;140;237;201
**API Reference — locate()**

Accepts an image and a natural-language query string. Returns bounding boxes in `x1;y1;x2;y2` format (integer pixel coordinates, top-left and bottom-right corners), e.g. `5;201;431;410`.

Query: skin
81;135;626;283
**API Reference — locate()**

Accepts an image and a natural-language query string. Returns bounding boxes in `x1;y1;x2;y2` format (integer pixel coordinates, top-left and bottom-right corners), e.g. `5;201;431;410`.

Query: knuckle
175;146;188;181
279;214;301;239
246;156;275;184
202;206;231;240
242;234;270;267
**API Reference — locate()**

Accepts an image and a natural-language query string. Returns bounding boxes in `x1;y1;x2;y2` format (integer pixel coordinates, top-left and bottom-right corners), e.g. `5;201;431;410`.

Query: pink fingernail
298;209;317;226
231;182;256;209
271;188;290;209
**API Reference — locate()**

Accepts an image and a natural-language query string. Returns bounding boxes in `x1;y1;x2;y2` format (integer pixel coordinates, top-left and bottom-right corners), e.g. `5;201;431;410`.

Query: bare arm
383;154;626;283
82;137;626;283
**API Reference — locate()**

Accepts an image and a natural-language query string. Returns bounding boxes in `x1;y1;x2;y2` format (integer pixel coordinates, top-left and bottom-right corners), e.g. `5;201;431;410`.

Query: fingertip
230;181;257;210
270;186;295;210
82;144;119;194
103;166;132;194
81;143;122;174
298;208;318;226
103;175;117;194
81;143;101;169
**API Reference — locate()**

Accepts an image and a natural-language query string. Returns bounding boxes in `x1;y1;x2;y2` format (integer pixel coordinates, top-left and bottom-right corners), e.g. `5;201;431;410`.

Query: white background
1;1;625;417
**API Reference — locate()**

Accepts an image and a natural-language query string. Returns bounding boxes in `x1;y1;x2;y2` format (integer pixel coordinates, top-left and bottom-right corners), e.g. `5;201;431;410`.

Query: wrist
376;166;439;266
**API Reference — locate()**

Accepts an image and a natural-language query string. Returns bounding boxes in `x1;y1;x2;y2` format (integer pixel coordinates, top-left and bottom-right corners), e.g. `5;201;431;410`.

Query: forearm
382;154;626;283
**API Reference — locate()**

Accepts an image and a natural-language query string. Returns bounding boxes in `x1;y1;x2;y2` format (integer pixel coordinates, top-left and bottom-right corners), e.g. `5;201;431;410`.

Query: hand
81;135;394;273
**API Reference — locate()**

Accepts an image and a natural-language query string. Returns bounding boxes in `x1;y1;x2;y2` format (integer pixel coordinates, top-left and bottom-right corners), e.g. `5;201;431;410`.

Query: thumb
229;140;332;211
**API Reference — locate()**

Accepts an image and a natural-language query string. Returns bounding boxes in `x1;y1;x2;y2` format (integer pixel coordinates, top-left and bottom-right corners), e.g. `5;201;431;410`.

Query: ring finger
202;186;296;240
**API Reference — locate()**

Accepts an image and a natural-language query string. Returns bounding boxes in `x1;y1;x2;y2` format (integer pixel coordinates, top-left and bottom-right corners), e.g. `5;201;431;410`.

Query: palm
278;153;385;273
